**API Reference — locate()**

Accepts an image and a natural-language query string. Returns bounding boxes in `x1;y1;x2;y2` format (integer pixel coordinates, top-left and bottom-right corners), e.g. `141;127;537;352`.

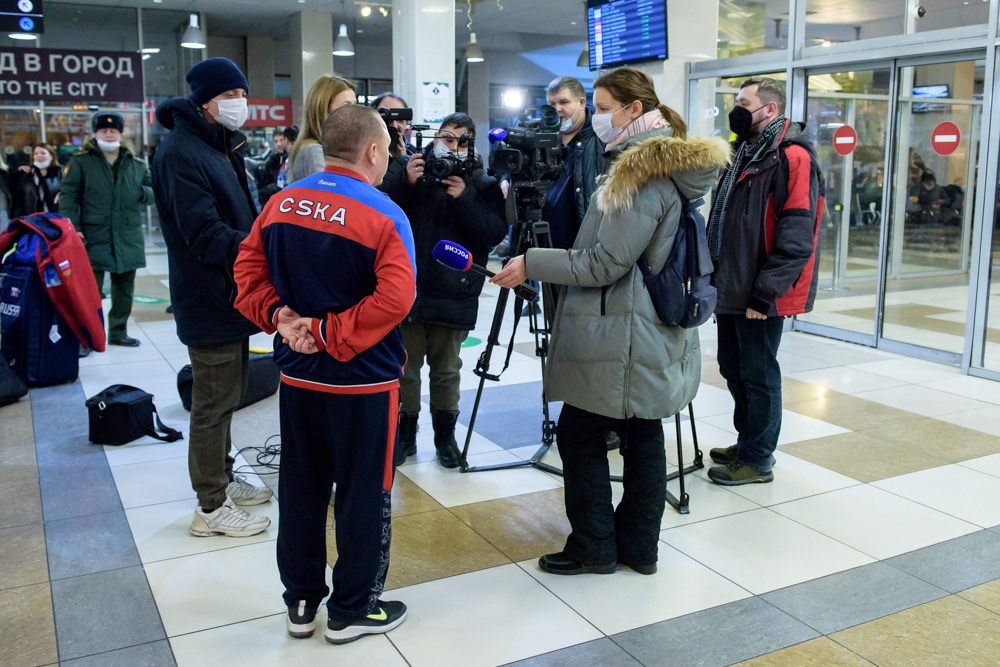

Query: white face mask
432;141;452;159
213;98;249;131
591;105;629;144
96;140;121;152
33;160;52;170
560;106;584;134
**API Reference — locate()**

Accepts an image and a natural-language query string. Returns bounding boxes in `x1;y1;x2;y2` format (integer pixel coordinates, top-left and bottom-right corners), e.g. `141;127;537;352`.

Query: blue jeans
715;314;784;472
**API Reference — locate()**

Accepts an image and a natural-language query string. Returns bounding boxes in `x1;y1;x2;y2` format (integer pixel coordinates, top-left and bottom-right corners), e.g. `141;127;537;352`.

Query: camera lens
427;157;454;180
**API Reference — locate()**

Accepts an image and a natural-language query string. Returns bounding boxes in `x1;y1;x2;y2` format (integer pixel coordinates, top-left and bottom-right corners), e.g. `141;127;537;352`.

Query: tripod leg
688;403;703;467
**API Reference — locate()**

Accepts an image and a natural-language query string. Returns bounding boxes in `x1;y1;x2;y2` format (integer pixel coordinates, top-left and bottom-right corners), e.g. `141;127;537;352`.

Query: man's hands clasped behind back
276;306;319;354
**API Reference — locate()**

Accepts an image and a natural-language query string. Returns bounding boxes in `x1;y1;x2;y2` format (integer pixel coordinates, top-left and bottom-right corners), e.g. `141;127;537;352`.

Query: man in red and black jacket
706;77;824;486
235;105;415;645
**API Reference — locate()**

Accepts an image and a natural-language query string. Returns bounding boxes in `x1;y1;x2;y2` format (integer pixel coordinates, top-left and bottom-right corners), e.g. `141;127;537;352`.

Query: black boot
394;412;419;467
431;411;462;469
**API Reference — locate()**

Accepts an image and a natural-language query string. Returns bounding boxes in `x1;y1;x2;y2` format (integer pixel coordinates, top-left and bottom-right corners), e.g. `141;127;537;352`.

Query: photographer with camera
492;67;730;576
372;92;413;158
379;113;506;468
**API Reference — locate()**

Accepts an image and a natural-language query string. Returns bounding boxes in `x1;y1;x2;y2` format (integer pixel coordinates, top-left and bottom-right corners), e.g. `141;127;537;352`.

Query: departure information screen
587;0;667;70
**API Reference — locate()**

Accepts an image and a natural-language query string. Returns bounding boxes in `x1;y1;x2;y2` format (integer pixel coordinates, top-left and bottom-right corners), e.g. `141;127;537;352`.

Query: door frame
793;53;988;366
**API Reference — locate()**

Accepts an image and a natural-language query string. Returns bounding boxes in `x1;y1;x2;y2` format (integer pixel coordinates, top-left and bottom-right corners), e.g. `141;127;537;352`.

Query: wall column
247;35;275;99
392;0;455;126
289;11;334;123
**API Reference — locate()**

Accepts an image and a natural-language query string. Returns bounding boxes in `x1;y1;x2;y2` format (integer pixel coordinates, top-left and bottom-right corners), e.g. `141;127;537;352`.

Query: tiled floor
3;243;1000;666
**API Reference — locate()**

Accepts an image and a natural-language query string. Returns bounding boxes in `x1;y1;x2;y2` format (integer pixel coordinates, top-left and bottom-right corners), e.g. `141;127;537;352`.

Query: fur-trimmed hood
597;131;731;212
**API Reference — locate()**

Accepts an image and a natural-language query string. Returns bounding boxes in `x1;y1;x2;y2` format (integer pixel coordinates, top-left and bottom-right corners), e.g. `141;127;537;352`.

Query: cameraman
372;92;413;158
379;113;506;468
542;76;606;250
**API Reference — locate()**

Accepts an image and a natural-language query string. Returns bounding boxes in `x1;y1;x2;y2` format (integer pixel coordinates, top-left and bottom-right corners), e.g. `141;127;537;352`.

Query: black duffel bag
86;384;183;446
0;355;29;407
177;350;279;412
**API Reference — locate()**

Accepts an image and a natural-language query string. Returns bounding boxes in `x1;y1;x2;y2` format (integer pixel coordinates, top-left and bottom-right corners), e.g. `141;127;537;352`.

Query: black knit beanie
186;57;249;106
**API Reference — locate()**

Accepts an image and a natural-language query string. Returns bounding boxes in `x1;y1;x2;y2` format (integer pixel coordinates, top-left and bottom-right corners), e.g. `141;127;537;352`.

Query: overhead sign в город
0;46;142;103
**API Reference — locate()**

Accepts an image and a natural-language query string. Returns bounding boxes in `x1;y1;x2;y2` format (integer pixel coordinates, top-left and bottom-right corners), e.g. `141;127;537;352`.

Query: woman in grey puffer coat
492;67;730;576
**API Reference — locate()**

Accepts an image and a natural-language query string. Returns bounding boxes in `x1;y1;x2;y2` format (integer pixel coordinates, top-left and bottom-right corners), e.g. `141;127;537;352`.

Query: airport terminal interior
3;0;1000;666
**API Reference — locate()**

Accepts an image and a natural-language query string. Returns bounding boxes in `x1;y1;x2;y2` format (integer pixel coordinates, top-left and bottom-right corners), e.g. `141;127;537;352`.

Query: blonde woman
492;67;730;576
286;75;356;183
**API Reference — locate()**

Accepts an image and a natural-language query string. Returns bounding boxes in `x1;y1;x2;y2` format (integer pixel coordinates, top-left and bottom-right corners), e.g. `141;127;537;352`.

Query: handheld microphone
432;240;537;302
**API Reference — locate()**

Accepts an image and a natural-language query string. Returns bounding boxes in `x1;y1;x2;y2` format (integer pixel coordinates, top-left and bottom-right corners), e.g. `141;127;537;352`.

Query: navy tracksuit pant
276;382;398;622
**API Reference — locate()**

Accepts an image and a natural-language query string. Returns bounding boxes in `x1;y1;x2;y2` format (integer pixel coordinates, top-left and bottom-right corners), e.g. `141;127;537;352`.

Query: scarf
605;108;671;151
707;116;786;262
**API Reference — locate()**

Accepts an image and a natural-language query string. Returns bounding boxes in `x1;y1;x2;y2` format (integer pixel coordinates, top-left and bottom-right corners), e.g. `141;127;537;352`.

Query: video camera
488;104;563;184
377;106;413;150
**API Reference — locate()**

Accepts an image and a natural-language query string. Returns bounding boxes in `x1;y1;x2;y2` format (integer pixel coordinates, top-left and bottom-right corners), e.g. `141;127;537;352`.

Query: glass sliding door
798;68;891;339
882;59;984;356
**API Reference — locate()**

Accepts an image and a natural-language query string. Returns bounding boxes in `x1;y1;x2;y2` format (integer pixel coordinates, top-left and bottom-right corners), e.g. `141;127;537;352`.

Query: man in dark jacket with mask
706;76;824;487
152;57;272;537
379;112;506;468
542;76;606;250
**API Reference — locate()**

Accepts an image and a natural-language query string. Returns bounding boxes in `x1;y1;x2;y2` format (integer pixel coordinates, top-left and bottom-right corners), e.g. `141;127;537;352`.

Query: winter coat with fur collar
523;129;731;420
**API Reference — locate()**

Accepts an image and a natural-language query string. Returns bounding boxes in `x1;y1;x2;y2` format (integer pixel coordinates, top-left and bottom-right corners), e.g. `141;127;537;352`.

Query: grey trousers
187;338;249;509
399;323;467;414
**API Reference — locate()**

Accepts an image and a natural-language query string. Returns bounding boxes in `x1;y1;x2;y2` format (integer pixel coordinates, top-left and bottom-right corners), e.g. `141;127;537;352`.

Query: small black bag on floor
86;384;183;446
176;351;279;412
0;355;29;407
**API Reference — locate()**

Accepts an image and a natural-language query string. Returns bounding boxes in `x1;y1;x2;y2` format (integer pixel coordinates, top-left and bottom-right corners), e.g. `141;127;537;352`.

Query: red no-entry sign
833;125;857;156
931;121;961;156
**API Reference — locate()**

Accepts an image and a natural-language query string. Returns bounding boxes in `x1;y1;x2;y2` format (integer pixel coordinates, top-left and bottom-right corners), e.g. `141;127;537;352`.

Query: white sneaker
189;499;270;537
226;475;273;506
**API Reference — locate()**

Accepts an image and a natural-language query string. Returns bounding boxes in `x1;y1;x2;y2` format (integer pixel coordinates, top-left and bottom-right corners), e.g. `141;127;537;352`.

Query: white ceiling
54;0;590;48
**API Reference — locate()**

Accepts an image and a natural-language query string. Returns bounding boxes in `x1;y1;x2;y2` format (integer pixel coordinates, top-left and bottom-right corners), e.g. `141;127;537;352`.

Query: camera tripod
456;183;704;514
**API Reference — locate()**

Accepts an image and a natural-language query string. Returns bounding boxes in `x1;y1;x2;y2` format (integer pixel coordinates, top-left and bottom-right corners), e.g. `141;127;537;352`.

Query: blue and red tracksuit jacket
234;166;416;393
710;119;825;317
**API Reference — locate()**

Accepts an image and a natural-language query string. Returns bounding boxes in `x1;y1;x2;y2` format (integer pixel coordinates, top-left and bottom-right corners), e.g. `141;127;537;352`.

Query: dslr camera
488;104;563;184
424;132;477;185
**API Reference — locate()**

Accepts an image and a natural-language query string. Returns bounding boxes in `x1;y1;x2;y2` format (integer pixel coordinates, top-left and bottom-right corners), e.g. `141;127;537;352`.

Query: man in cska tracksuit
234;105;416;645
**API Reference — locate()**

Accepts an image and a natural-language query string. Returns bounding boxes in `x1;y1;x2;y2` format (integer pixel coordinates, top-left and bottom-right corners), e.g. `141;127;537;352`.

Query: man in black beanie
152;56;272;538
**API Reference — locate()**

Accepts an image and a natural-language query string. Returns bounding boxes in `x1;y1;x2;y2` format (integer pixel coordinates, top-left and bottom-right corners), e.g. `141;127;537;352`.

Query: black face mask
729;104;767;142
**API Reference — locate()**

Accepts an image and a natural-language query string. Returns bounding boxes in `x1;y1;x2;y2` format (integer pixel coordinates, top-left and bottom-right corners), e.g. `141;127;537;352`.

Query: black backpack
637;181;716;329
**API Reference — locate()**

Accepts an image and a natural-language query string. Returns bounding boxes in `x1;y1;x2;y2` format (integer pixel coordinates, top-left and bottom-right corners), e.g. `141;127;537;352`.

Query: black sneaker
325;600;407;644
286;600;318;638
538;552;616;576
109;335;141;347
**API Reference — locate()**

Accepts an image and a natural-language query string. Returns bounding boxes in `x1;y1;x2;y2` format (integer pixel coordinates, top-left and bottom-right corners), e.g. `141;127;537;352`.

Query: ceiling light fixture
361;5;371;16
8;32;37;40
577;42;589;67
141;47;161;54
333;24;355;56
333;0;355;56
379;6;389;16
465;32;484;63
180;14;206;49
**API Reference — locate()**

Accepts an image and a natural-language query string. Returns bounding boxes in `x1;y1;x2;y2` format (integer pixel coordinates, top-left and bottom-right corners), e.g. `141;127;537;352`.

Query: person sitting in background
907;172;950;225
13;143;61;217
286;75;356;184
